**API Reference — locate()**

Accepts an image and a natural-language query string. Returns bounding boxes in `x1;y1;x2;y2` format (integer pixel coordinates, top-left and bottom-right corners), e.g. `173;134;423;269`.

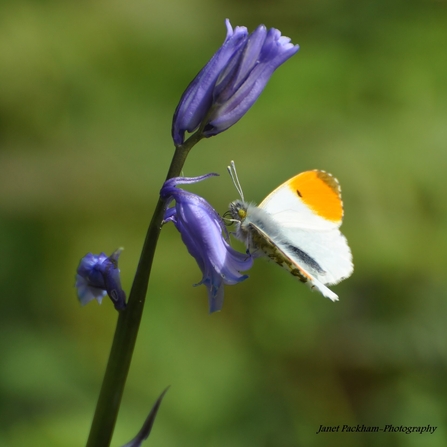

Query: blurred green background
1;0;447;446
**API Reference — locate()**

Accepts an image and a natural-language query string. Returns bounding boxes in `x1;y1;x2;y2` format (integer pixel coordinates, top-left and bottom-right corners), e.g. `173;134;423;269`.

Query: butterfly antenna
227;160;244;201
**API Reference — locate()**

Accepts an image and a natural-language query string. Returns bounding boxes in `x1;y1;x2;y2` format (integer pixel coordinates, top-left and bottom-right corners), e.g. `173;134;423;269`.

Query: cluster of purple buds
172;19;299;145
75;248;126;311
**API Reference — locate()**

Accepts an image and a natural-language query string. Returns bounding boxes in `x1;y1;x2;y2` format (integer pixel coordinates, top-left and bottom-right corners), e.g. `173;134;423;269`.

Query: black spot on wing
284;243;325;274
296;190;302;197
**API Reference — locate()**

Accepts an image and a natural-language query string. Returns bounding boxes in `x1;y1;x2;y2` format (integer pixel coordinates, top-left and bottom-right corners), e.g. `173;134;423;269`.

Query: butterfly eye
237;209;247;219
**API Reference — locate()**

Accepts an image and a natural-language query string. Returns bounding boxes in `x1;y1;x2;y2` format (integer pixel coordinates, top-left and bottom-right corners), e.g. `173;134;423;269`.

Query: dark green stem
86;132;203;447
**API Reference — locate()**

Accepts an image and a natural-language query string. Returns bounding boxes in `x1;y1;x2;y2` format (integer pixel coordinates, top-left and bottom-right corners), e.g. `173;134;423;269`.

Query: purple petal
161;174;252;312
213;24;268;102
75;274;107;305
172;21;298;142
75;249;127;311
172;20;248;145
203;28;299;137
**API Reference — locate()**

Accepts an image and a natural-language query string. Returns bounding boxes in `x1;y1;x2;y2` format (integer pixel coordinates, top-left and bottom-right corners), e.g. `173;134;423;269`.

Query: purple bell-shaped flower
172;19;299;145
75;248;126;311
161;174;253;312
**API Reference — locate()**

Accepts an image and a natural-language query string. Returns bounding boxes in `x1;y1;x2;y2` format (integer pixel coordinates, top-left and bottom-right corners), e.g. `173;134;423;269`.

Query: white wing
277;226;353;285
256;170;353;285
245;205;353;287
243;211;341;301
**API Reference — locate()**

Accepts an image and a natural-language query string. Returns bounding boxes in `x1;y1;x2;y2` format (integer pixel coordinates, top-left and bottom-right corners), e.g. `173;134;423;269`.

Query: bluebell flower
172;19;299;145
75;248;126;311
160;174;253;313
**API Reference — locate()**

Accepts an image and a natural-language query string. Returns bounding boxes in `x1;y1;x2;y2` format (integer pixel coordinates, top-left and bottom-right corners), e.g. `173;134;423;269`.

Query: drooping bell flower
160;174;253;313
172;19;299;145
75;248;126;311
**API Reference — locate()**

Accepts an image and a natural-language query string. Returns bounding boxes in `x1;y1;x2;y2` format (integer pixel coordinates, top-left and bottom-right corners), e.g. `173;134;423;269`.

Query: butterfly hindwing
246;219;340;301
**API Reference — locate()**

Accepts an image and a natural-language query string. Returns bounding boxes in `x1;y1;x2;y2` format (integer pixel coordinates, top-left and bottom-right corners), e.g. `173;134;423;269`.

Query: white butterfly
227;161;353;301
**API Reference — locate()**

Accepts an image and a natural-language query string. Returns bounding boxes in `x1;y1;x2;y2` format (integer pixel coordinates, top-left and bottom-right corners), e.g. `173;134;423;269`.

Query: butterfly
227;161;353;301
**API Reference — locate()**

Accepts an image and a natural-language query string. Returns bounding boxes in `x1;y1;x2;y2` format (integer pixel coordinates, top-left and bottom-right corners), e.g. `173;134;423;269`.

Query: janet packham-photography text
316;424;437;435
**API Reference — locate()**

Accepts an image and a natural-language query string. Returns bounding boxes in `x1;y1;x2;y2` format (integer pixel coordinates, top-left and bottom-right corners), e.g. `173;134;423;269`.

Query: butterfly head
226;199;255;249
228;199;248;223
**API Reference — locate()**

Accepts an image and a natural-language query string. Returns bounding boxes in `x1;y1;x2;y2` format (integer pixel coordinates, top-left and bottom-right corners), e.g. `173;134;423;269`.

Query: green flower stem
86;132;203;447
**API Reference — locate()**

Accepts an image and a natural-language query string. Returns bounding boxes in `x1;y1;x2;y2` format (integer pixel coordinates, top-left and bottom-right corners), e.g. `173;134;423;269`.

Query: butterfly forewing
259;170;343;230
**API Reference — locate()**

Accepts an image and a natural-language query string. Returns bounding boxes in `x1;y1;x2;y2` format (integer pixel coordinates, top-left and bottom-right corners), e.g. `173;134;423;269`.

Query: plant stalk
86;132;202;447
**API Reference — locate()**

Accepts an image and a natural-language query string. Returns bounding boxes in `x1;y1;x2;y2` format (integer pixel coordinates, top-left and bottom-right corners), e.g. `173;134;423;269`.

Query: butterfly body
228;169;353;301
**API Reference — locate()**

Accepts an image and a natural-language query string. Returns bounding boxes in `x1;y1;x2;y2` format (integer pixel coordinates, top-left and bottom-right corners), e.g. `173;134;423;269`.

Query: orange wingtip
288;170;343;222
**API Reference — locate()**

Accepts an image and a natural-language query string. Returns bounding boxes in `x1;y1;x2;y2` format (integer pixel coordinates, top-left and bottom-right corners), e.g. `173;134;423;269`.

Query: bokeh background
1;0;447;446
